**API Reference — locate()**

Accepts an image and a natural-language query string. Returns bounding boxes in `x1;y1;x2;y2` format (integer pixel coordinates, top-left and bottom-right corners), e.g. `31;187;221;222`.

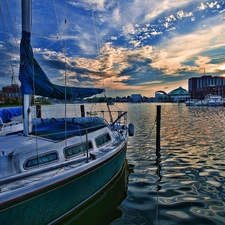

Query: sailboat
0;1;134;224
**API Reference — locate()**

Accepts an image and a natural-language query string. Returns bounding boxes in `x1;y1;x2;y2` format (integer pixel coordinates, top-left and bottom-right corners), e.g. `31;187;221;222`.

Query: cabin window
24;151;58;169
95;133;111;147
64;141;93;159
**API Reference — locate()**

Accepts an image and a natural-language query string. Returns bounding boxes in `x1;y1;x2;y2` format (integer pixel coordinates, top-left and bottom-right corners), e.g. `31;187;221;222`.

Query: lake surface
41;103;225;225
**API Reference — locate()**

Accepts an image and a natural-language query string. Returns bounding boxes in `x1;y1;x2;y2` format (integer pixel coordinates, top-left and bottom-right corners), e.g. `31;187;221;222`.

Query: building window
64;142;93;159
95;133;111;147
24;151;58;169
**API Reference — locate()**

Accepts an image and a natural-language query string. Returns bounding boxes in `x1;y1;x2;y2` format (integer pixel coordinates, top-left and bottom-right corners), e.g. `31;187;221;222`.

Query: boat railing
0;112;129;179
110;111;127;127
86;110;127;126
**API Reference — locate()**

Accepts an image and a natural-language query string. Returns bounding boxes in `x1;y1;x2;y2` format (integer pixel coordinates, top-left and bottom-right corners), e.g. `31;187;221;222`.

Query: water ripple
125;103;225;225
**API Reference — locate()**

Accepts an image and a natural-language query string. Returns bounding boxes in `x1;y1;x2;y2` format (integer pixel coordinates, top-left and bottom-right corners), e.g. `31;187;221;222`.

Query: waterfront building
155;90;168;102
1;84;22;104
167;86;190;102
130;94;142;102
0;91;5;104
188;75;225;99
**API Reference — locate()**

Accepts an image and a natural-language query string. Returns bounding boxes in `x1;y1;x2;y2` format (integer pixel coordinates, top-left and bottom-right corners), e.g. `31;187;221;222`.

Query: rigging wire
90;4;105;91
62;0;68;146
0;2;15;79
0;0;22;105
0;1;15;80
90;5;115;122
53;0;78;117
53;0;63;44
52;0;85;148
32;33;60;39
3;0;20;55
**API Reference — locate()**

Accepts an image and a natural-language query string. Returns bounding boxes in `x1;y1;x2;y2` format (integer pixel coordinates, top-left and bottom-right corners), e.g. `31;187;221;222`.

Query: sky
0;0;225;98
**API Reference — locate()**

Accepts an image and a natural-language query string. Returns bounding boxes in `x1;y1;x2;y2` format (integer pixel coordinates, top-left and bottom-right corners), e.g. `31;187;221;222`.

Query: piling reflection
56;161;132;225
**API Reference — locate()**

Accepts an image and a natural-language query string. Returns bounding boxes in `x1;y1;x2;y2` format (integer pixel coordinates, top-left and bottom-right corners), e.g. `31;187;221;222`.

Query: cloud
149;18;225;74
110;36;117;40
198;2;207;11
122;23;136;36
1;0;225;97
32;8;225;94
112;7;121;22
176;10;193;20
69;0;106;11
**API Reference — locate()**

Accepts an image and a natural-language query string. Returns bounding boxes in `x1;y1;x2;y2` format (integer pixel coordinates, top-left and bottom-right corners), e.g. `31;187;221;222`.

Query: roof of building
168;86;189;96
155;90;167;95
131;94;142;98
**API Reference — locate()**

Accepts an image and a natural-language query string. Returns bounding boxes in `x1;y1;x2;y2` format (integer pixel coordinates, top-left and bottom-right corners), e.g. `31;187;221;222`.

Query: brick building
0;91;5;104
188;75;225;99
1;84;22;104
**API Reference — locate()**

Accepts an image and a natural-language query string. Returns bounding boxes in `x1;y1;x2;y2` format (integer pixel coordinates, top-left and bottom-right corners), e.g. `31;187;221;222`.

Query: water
42;103;225;224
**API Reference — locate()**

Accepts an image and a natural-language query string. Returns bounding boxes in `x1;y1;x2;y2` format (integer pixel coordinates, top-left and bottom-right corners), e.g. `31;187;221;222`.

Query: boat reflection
55;160;132;225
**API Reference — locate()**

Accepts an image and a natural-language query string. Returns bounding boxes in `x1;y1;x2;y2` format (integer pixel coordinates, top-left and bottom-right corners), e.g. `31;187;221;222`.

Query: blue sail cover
0;107;22;123
19;31;104;99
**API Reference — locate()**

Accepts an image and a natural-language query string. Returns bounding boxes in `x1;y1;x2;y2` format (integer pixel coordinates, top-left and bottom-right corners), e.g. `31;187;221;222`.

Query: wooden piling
36;104;41;118
156;105;161;156
80;105;85;117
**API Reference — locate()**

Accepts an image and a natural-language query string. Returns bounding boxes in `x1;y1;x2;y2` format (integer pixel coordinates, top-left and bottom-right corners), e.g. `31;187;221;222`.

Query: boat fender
128;123;134;136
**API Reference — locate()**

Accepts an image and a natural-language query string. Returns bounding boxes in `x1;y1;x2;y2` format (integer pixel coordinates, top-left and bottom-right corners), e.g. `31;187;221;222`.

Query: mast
21;0;32;135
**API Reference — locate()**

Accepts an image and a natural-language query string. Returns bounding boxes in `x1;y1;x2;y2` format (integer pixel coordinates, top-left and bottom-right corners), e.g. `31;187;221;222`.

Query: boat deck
0;133;125;200
31;119;106;140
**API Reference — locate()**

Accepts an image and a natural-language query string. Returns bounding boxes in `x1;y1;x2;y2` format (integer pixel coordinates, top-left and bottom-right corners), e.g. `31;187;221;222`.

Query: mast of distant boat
21;0;32;135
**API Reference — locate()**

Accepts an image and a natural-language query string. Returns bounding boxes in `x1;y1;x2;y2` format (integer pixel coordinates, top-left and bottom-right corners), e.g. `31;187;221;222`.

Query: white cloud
198;2;207;11
129;40;141;47
151;30;162;36
122;23;136;36
165;15;176;22
82;0;106;11
110;36;117;40
112;7;121;22
177;10;193;20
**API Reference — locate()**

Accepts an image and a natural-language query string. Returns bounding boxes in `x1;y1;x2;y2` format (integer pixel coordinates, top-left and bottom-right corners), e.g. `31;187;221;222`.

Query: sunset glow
0;0;225;97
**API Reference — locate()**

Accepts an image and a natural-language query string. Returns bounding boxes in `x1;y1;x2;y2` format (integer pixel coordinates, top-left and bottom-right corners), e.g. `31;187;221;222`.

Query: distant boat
185;99;196;106
206;94;224;106
191;94;224;106
0;1;134;224
107;101;114;105
193;99;208;106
